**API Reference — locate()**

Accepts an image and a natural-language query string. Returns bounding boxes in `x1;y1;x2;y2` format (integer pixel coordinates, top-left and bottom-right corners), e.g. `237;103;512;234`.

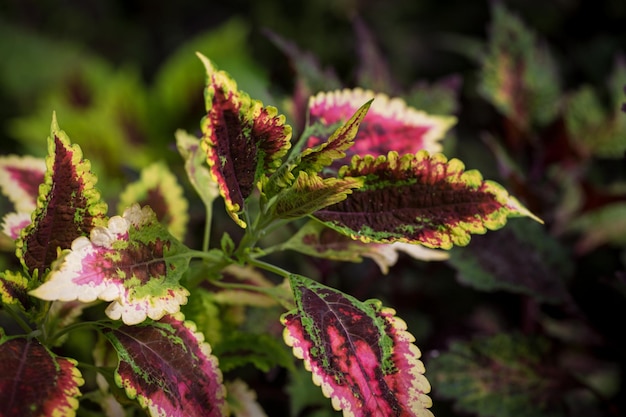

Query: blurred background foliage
1;1;626;416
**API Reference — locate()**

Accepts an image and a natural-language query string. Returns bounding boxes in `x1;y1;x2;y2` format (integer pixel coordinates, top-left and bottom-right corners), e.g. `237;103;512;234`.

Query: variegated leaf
30;204;191;325
306;89;456;162
226;379;268;417
270;171;363;220
0;269;31;310
280;220;449;274
198;53;292;227
118;161;189;241
313;151;541;249
0;332;84;417
0;154;46;213
103;314;228;417
1;211;32;240
479;2;560;130
16;114;108;277
263;99;371;199
282;274;433;417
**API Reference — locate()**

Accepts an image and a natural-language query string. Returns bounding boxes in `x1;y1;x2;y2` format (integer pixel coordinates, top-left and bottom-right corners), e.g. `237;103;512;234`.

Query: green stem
246;257;292;279
3;304;33;334
202;204;213;253
46;320;101;346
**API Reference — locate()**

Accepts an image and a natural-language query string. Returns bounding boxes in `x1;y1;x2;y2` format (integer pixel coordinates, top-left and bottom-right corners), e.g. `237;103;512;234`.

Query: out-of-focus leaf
286;364;338;417
263;29;342;131
567;203;626;253
9;65;154;181
280;220;448;274
479;2;561;130
0;332;84;417
306;89;456;163
0;155;46;214
225;379;268;417
30;204;191;325
427;333;566;417
0;269;31;310
175;129;220;211
15;114;108;278
117;161;189;241
353;16;395;94
405;75;463;116
448;218;572;303
1;211;32;241
152;18;272;131
103;314;228;417
213;331;294;373
198;53;292;228
211;264;280;308
314;151;541;249
564;56;626;159
282;274;433;417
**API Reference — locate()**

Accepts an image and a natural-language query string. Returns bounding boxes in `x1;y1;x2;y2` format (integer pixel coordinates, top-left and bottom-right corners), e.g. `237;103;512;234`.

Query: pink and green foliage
0;23;545;417
0;330;83;417
282;274;434;416
103;314;227;417
30;204;192;325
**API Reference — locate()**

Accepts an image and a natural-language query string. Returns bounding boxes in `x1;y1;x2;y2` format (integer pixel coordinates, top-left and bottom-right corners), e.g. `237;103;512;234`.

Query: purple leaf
104;314;228;417
16;114;108;276
282;274;433;417
0;333;84;417
198;53;292;227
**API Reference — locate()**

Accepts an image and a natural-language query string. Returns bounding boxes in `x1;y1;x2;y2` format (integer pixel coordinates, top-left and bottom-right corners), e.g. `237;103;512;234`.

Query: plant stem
3;304;33;334
202;204;213;253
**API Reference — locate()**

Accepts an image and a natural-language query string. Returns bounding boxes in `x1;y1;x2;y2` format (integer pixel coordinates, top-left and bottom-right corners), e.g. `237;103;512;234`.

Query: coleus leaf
479;2;560;130
448;218;572;304
313;150;541;249
198;52;292;228
29;204;191;325
269;171;363;220
0;154;46;213
0;332;84;417
280;220;449;274
103;313;228;417
0;269;31;311
2;211;32;240
564;56;626;159
305;88;456;162
15;114;108;277
175;129;220;210
427;333;565;417
225;379;268;417
263;99;371;199
282;274;433;417
117;161;189;241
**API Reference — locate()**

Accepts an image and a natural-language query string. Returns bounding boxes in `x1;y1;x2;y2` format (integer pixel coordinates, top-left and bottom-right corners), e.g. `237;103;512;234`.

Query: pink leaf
282;274;433;417
104;314;228;417
30;204;191;325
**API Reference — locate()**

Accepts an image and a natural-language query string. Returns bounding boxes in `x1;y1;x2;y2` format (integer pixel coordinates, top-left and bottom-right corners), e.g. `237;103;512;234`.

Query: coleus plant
0;52;540;417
